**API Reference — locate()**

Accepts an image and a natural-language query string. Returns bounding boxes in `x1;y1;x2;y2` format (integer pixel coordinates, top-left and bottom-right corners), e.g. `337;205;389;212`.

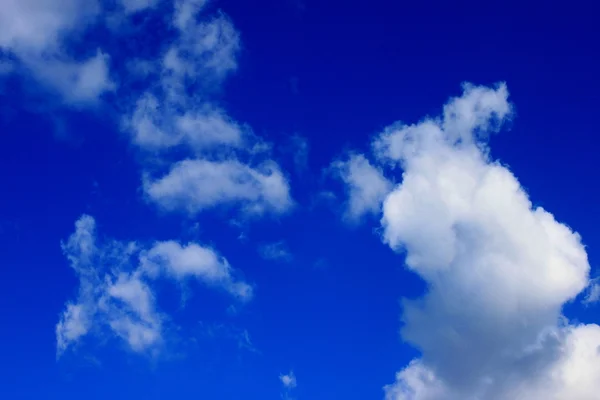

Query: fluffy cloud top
56;215;252;357
337;83;600;399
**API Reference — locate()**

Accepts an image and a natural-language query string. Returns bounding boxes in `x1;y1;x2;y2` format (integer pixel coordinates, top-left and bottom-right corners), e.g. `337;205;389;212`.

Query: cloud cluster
2;0;293;219
120;0;292;217
336;83;600;399
21;0;594;394
49;0;293;356
56;215;252;357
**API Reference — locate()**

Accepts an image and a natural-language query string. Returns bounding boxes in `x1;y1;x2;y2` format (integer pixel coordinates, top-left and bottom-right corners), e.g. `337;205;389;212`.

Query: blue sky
1;1;599;399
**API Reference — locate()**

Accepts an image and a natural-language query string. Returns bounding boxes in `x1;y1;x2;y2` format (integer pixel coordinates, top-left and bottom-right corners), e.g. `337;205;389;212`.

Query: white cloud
173;0;208;32
144;159;292;216
336;83;599;399
28;50;115;105
125;3;241;137
280;370;297;389
124;4;242;148
127;94;246;151
170;3;239;80
56;214;252;356
56;215;162;356
56;303;90;356
332;154;393;221
0;0;99;53
175;109;245;149
118;2;294;219
584;279;600;304
156;3;239;109
143;240;253;300
40;0;294;367
101;271;163;353
258;241;293;262
374;83;511;166
0;0;114;104
56;215;100;356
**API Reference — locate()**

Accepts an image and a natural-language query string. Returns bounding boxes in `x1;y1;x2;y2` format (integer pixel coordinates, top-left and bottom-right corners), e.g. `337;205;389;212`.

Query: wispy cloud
337;83;600;399
41;1;295;360
118;1;294;219
331;153;392;222
584;278;600;304
56;214;252;357
289;134;309;173
280;370;297;388
122;7;243;152
144;159;292;217
197;322;260;354
2;0;294;218
258;241;293;263
280;370;297;399
0;0;114;104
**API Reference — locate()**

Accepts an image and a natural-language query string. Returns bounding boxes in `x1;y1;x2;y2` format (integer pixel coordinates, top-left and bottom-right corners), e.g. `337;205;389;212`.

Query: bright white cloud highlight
56;214;252;357
337;83;599;399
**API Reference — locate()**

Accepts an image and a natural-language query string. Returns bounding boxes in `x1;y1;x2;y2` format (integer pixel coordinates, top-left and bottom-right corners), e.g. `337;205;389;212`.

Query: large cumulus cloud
336;83;600;399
